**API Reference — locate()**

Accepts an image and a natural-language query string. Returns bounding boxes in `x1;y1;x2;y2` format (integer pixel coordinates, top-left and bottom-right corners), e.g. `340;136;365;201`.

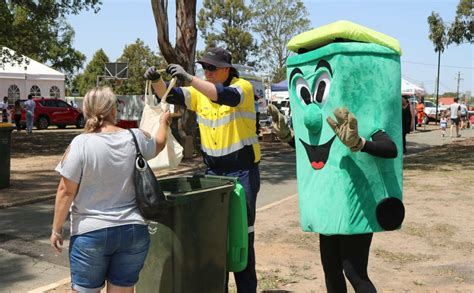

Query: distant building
439;97;455;105
0;47;65;104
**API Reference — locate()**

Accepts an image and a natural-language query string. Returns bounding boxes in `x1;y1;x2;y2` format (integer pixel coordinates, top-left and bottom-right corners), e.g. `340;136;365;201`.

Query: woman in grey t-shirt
50;86;171;292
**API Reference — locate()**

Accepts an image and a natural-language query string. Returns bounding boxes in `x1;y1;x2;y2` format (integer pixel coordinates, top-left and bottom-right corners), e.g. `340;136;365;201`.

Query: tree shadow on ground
404;138;474;171
11;130;80;158
260;150;297;185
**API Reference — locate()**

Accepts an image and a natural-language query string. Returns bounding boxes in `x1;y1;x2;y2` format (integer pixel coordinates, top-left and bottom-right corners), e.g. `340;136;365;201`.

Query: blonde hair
83;87;117;133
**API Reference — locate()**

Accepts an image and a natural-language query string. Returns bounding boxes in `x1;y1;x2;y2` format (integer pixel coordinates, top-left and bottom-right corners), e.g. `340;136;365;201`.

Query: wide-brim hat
197;47;234;68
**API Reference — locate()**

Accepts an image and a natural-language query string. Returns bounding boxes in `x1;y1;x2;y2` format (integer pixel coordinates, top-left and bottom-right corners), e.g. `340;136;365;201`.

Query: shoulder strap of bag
128;129;142;157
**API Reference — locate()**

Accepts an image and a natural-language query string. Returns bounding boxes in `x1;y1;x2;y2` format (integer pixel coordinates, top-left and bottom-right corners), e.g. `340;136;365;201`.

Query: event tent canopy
0;47;65;81
401;78;425;96
271;80;288;91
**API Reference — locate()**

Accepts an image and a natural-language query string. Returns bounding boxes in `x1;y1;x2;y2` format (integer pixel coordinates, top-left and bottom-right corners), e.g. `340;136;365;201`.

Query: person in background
440;113;448;137
12;100;22;132
24;94;36;134
449;97;461;138
459;100;468;130
145;47;260;293
0;96;8;122
402;96;412;154
415;97;425;127
50;86;171;293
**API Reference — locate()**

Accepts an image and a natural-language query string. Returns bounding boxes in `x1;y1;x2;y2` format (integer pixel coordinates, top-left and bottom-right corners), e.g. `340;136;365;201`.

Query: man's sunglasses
201;64;217;72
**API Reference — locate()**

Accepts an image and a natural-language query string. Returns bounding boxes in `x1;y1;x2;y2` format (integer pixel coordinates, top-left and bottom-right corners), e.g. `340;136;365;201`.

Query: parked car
12;98;84;130
423;101;448;123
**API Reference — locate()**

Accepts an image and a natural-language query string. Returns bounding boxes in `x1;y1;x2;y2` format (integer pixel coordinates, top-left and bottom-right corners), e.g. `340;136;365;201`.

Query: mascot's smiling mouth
300;136;336;170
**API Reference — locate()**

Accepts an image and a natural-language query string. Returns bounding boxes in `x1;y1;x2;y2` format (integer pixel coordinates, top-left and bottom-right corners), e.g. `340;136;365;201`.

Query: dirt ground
253;137;474;292
6;128;474;292
4;128;205;207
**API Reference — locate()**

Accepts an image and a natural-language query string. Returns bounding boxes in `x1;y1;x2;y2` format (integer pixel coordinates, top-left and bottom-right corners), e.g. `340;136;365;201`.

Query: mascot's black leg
319;234;347;293
340;233;377;293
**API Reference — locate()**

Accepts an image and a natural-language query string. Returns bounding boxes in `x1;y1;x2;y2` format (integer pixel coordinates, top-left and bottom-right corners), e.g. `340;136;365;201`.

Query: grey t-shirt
55;128;157;236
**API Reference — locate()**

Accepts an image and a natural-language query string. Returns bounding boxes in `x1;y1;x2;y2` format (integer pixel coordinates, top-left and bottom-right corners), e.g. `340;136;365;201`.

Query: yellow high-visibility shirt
182;77;261;164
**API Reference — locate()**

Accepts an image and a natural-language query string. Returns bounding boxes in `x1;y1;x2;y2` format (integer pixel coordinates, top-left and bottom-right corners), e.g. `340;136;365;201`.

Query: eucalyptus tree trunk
151;0;198;157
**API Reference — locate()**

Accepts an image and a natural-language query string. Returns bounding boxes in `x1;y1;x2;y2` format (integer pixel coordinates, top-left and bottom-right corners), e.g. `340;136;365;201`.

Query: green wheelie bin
206;175;248;273
137;175;236;293
0;124;14;189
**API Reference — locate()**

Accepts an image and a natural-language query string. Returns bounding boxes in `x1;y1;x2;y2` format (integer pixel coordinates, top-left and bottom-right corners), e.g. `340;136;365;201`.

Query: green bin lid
288;20;401;55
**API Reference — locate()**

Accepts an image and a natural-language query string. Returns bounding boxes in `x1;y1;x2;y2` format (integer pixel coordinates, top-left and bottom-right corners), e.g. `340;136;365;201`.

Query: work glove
167;64;193;86
326;107;365;152
267;103;293;142
144;66;161;82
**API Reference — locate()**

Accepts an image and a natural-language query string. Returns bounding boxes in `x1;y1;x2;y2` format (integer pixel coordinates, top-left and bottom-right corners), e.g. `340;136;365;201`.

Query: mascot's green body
286;20;404;235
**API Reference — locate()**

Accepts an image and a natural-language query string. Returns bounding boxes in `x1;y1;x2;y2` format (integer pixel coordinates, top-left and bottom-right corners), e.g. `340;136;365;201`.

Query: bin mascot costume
270;21;405;292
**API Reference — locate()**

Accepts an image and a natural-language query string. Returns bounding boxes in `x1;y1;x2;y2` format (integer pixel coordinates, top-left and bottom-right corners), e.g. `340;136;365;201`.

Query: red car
13;98;84;130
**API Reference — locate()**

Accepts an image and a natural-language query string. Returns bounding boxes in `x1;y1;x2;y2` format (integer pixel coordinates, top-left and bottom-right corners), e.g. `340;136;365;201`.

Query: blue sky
68;0;473;95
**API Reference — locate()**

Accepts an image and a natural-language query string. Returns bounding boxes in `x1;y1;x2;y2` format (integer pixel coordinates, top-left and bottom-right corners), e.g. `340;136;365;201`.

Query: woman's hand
160;110;171;127
50;229;64;254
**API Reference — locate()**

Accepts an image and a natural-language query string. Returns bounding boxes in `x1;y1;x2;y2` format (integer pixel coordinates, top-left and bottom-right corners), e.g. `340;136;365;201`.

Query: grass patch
402;223;427;237
373;248;436;264
413;280;425;286
258;269;291;290
431;223;457;237
450;241;474;253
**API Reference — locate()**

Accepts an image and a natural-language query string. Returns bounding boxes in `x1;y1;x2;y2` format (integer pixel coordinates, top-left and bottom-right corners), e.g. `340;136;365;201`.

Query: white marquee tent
401;78;425;97
0;47;65;103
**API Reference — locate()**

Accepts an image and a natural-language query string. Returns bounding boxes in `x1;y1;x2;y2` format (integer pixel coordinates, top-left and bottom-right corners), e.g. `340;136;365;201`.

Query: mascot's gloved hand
268;103;293;142
327;107;365;152
167;64;193;86
144;66;161;82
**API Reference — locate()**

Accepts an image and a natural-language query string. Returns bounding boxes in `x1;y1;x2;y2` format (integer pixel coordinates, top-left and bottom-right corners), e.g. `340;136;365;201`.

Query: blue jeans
206;164;260;293
26;111;34;133
69;224;150;292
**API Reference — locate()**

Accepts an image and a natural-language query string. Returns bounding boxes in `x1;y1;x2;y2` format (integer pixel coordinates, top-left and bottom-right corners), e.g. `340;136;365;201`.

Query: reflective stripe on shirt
201;135;259;157
197;111;256;128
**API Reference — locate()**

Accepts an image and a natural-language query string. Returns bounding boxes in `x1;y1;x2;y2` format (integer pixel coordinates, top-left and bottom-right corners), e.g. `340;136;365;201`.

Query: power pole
455;71;463;99
435;50;441;123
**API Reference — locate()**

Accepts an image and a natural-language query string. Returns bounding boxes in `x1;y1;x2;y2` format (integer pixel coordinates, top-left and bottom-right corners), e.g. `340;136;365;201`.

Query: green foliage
0;0;100;75
442;92;458;97
197;0;256;65
250;0;310;82
73;49;110;96
428;0;472;51
114;39;165;95
272;66;287;84
427;12;447;53
447;0;473;45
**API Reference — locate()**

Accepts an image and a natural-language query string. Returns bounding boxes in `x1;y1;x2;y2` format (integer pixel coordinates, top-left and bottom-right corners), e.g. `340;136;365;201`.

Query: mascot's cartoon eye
295;77;312;105
313;72;331;104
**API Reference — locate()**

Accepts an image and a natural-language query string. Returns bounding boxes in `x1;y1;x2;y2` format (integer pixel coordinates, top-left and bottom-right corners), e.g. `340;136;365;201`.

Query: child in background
440;113;448;137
